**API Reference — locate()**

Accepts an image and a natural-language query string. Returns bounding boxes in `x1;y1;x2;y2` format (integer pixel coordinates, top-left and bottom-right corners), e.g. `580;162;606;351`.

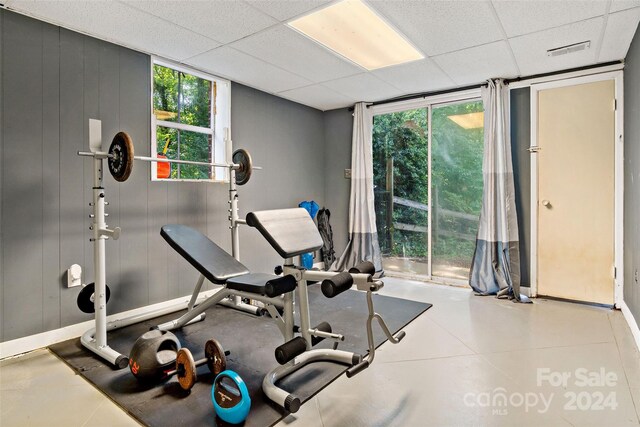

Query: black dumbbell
171;339;230;391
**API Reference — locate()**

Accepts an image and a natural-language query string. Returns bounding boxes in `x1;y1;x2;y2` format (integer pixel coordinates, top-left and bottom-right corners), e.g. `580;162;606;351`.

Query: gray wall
0;9;325;342
323;108;353;257
624;26;640;327
322;97;532;286
510;88;532;287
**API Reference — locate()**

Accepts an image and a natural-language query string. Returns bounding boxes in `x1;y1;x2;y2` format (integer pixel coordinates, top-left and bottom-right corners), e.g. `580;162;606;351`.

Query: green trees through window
153;64;213;180
373;100;484;280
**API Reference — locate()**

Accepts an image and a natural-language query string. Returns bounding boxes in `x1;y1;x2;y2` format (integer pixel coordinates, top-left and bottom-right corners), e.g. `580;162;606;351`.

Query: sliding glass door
373;99;484;283
373;108;429;277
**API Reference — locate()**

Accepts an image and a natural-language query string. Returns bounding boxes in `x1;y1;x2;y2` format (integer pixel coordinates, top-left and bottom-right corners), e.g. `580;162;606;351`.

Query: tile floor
1;278;639;426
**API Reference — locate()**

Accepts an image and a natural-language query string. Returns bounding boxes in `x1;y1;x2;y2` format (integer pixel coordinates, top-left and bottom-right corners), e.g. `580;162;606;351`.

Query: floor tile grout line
607;314;640;423
475;340;617;355
377;353;484;366
377;340;625;367
425;315;615;356
45;348;138;425
315;397;325;427
423;315;479;356
80;399;106;427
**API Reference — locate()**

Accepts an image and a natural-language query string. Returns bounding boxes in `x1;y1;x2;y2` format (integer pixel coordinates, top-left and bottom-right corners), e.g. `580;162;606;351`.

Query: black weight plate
232;148;252;186
77;282;111;314
205;339;226;375
108;132;134;182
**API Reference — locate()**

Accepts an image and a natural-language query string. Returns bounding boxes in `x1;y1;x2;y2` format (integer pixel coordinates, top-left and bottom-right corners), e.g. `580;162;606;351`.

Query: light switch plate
344;169;351;179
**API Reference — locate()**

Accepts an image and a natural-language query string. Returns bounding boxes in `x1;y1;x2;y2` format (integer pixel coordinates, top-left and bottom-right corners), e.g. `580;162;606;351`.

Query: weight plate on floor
176;348;197;391
77;282;111;314
232;148;252;186
108;132;134;182
205;339;227;376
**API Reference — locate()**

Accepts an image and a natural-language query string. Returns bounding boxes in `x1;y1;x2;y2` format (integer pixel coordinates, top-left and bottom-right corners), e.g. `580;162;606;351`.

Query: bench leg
262;349;360;413
156;288;231;331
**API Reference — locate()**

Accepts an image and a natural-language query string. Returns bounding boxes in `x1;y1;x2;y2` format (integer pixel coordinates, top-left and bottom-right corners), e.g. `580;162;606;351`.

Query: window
151;60;230;181
373;97;484;283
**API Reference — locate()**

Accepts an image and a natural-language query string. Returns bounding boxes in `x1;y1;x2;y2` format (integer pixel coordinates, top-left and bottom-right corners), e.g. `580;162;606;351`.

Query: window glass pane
153;65;212;129
156;127;178;179
153;65;179;123
179;72;211;128
156;127;211;180
373;108;429;277
178;129;212;180
431;100;484;280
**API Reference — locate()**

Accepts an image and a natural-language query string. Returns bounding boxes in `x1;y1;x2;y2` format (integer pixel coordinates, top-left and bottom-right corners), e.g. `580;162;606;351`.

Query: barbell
79;131;257;185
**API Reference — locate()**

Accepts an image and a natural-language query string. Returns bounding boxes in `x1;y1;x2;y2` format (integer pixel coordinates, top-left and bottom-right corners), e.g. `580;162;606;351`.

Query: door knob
542;200;551;208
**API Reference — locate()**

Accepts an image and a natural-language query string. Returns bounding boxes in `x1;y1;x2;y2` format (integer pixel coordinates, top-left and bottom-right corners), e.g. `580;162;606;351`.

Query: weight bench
156;209;405;413
154;224;296;335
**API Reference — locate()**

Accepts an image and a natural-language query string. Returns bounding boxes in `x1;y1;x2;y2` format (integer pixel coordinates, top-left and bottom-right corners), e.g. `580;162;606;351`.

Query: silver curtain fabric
470;79;529;302
332;103;382;272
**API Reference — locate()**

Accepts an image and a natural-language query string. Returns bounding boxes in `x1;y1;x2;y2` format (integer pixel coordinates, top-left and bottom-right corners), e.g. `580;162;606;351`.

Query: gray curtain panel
470;79;529;303
332;102;382;272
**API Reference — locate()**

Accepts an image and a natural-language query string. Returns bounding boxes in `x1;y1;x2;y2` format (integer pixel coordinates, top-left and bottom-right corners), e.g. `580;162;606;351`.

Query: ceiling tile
373;58;456;94
187;47;311;94
6;0;217;61
369;0;503;56
492;0;607;38
245;0;330;21
231;25;363;83
509;17;603;75
322;73;402;102
122;0;277;44
278;84;353;111
599;8;640;62
610;0;640;13
433;41;519;85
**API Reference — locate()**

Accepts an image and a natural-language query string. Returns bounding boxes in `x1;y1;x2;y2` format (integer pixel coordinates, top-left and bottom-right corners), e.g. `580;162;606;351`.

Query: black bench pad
226;273;280;295
161;224;249;284
246;208;323;259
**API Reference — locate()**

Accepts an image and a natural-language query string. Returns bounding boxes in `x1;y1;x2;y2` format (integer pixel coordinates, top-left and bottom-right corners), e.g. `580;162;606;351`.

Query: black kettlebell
129;330;181;381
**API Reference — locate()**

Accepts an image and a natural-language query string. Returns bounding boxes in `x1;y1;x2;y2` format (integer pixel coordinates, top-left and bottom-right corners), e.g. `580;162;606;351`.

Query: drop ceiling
4;0;640;111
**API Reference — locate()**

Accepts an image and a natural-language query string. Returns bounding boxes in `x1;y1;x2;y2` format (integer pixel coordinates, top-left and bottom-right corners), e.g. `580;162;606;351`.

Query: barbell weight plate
232;148;252;186
77;282;111;314
205;339;227;376
108;132;135;182
176;347;197;391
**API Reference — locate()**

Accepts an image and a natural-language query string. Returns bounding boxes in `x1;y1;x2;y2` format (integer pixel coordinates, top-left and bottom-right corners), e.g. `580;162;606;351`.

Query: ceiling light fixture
288;0;424;70
447;112;484;129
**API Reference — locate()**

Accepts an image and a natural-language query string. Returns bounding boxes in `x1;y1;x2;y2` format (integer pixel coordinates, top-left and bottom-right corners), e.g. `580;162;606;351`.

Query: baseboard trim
620;300;640;353
0;289;219;360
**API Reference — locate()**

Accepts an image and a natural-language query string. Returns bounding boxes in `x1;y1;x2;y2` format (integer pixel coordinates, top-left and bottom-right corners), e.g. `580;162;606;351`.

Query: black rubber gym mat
49;284;431;427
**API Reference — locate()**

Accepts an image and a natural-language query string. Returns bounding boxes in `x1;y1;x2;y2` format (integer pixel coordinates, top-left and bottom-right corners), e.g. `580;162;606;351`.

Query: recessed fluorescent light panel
288;0;424;70
448;112;484;129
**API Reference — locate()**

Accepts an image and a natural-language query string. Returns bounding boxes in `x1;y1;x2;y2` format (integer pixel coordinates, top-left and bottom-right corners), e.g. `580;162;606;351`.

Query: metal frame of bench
156;208;405;414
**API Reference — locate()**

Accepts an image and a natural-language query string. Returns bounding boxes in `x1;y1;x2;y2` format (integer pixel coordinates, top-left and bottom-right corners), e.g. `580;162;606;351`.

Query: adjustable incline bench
156;208;405;413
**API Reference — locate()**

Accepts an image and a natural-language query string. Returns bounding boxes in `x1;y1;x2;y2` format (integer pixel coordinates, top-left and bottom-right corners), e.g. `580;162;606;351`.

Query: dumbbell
171;339;230;391
129;331;229;391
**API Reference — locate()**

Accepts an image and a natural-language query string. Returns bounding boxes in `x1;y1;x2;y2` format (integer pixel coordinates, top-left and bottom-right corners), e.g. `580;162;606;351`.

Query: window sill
151;178;229;184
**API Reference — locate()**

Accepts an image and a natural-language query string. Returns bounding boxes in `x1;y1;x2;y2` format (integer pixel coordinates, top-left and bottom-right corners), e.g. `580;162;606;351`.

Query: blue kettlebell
212;370;251;424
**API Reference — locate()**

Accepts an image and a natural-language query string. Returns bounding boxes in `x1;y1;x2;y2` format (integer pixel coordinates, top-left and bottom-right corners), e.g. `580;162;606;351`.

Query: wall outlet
635;268;638;285
67;264;82;288
344;169;351;179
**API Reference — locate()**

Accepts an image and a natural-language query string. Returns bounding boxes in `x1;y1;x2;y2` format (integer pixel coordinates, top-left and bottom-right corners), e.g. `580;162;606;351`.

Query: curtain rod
347;60;622;111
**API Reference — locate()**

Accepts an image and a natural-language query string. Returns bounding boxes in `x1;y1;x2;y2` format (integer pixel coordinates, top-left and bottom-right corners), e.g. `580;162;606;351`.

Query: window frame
150;57;231;182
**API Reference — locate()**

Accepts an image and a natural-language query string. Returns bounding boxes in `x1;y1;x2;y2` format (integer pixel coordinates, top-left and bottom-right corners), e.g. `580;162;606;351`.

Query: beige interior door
537;80;615;304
